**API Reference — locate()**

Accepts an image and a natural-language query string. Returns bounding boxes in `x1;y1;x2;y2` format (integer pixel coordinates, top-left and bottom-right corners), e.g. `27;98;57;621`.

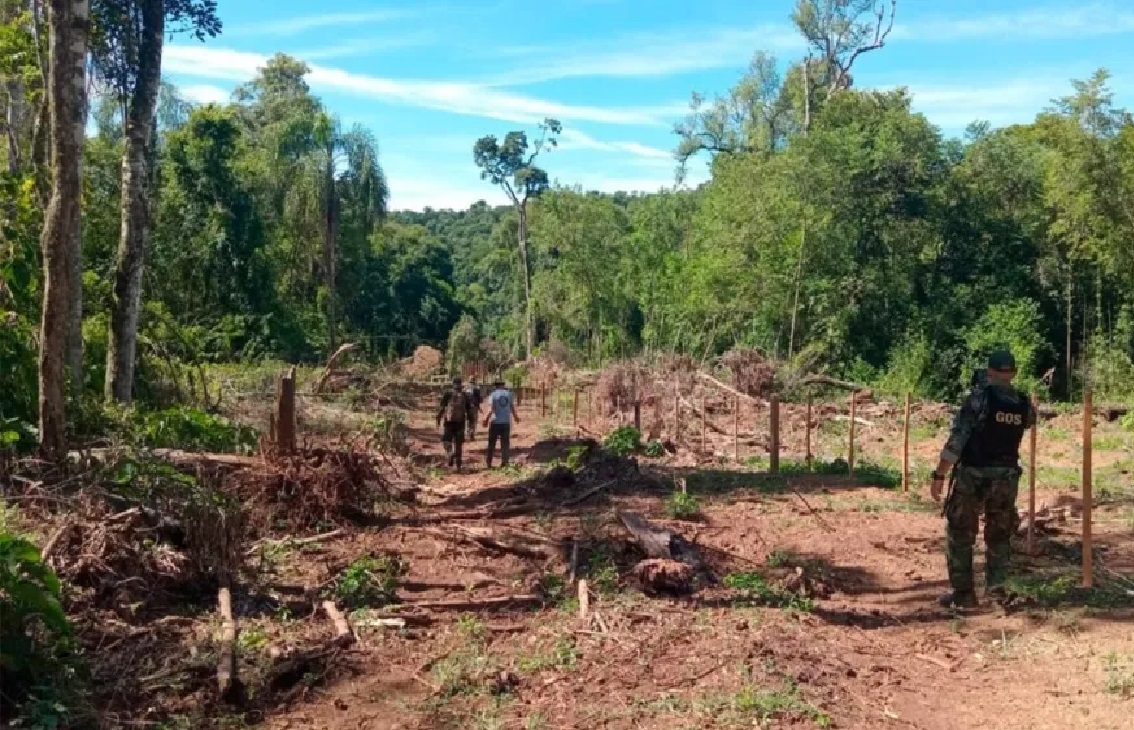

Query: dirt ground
249;385;1134;730
11;379;1134;730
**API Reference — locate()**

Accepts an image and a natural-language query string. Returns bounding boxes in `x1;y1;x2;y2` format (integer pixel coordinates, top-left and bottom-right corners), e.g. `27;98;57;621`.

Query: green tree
473;117;561;359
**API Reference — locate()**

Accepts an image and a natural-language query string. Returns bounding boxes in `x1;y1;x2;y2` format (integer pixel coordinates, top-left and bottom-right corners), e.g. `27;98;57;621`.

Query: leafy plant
366;410;409;455
603;426;641;456
723;571;814;612
331;555;404;609
666;490;701;520
130;406;258;453
0;534;72;711
644;439;664;457
565;444;589;470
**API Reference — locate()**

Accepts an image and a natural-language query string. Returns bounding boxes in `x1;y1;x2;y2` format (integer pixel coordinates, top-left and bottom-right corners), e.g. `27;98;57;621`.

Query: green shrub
0;533;72;709
331;555;405;609
367;410;409;454
644;439;665;457
666;490;701;520
603;426;641;456
962;299;1050;396
131;406;258;453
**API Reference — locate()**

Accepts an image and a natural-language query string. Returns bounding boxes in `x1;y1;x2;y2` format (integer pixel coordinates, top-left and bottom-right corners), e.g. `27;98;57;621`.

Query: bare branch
836;0;897;90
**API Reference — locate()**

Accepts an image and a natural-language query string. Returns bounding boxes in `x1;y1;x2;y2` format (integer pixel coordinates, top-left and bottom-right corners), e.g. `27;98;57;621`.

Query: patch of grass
1093;433;1129;451
586;550;620;596
1004;571;1134;609
1036;465;1080;488
766;550;796;568
238;627;268;652
645;439;665;457
1044;427;1071;442
666;490;702;520
518;635;580;673
723;571;814;612
856;496;937;514
1104;653;1134;698
699;677;829;727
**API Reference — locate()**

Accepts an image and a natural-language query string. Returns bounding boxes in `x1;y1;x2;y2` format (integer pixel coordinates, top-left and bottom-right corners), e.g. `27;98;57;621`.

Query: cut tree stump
616;511;702;569
631;558;694;595
276;367;297;454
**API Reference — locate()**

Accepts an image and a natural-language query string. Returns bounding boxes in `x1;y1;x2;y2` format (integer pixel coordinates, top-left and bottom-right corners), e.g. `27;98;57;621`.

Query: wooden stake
634;401;641;432
733;394;740;462
1082;386;1093;588
541;386;546;417
701;397;707;454
805;392;813;470
673;383;680;444
587;388;593;423
1027;393;1038;556
217;585;239;701
769;394;780;474
573;389;579;429
902;392;911;494
848;392;857;476
276;367;296;455
578;579;589;620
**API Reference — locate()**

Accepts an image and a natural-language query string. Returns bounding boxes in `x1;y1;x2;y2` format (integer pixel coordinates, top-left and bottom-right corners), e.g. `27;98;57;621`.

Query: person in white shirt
483;379;520;468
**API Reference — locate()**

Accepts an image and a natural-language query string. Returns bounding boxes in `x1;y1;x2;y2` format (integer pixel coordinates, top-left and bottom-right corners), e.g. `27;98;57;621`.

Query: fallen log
800;375;870;394
694;372;769;405
559;479;616;508
247;528;349;556
423;525;550;559
313;343;359;394
386;594;543;612
679;396;729;435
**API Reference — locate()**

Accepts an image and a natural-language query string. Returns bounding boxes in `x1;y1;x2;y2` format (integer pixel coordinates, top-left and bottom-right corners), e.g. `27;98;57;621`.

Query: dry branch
559;479;616;508
388;594;542;611
313;342;358;393
694;371;768;404
424;525;550;559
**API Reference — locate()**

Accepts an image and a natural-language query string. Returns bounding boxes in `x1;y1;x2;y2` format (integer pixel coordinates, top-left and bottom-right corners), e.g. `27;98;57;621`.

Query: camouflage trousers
945;466;1021;594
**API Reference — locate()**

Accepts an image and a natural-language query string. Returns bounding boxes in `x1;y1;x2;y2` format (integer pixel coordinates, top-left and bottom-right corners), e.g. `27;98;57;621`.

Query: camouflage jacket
940;382;1036;468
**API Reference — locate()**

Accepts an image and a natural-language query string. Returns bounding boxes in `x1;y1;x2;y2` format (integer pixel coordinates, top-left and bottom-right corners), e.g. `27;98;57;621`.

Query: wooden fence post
700;397;707;454
769;393;780;474
634;401;641;432
848;391;857;476
276;366;297;455
805;391;813;470
902;392;911;494
573;389;579;430
673;383;680;444
1027;393;1038;556
733;394;739;462
1082;386;1093;588
540;386;546;418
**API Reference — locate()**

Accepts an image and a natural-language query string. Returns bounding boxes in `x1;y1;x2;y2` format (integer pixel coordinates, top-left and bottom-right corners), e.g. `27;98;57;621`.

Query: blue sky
162;0;1134;211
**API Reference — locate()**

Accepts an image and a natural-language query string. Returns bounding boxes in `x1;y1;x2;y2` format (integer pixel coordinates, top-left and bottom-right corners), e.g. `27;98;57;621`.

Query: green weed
586;550;620;596
666;490;702;520
766;550;796;568
723;571;813;612
645;439;665;457
331;555;405;609
603;426;642;456
1105;653;1134;697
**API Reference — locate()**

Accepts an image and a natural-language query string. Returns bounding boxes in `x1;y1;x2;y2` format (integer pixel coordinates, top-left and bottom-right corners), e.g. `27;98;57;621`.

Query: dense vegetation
4;0;1134;451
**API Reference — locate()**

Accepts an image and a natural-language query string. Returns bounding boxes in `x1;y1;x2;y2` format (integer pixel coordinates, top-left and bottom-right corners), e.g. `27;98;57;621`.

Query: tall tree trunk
1065;275;1073;400
66;80;87;390
38;0;88;460
516;202;534;360
105;0;163;403
324;145;337;352
788;220;807;360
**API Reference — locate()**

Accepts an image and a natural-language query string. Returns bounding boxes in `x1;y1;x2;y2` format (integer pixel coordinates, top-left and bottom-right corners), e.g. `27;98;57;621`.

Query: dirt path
252;389;1134;730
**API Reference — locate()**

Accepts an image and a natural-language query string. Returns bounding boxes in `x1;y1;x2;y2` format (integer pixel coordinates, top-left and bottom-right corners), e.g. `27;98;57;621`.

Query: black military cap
987;349;1016;371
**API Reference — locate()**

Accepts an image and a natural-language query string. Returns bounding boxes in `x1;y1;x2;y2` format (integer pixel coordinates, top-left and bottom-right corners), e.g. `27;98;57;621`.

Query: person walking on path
484;378;520;468
930;349;1036;609
437;377;470;471
466;380;484;439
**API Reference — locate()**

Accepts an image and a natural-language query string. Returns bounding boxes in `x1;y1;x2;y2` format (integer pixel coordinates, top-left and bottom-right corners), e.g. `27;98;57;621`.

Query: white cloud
876;76;1115;130
558;128;673;161
163;45;679;127
485;25;803;86
179;83;230;105
293;34;438;61
894;2;1134;42
227;9;420;38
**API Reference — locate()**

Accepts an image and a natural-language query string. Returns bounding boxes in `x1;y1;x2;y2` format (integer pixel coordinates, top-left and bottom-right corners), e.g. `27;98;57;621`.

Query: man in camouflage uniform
930;349;1036;608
